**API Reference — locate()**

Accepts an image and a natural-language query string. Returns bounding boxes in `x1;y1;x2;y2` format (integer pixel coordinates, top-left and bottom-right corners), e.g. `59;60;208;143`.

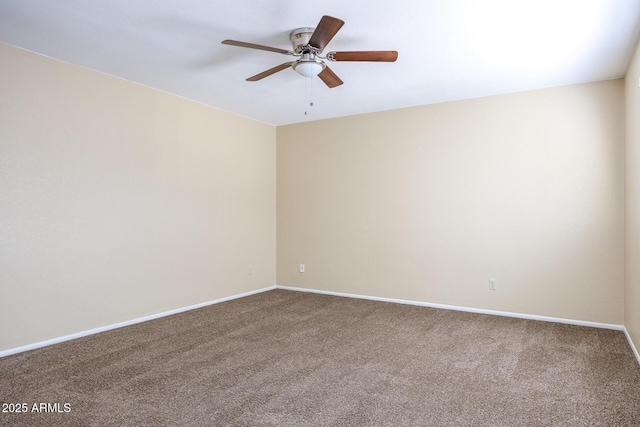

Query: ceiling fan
222;15;398;88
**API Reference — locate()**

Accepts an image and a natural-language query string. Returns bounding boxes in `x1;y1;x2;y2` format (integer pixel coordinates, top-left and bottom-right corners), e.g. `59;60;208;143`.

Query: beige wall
0;43;276;351
0;40;629;353
626;40;640;349
277;80;625;324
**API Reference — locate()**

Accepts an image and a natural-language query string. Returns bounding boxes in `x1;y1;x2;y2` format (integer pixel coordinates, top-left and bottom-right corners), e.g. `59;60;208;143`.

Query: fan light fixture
293;60;324;77
221;15;398;88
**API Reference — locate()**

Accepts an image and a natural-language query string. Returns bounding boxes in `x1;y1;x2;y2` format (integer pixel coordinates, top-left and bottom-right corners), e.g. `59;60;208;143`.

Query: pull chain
304;76;314;116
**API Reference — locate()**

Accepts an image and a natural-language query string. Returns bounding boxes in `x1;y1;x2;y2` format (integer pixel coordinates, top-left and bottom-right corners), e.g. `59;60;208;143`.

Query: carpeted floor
1;289;639;426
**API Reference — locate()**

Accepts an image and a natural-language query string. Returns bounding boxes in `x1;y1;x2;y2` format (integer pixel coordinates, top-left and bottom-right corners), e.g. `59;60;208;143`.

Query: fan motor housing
290;27;316;53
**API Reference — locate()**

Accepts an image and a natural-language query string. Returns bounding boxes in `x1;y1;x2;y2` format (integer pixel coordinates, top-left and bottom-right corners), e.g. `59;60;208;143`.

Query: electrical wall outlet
488;279;496;290
247;266;253;275
299;264;305;273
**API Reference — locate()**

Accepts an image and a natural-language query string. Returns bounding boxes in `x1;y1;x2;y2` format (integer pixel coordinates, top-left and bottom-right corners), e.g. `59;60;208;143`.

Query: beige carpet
1;289;639;426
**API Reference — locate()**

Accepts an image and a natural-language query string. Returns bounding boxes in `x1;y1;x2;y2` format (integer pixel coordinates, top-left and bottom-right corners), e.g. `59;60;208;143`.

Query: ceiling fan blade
329;51;398;62
222;39;292;55
308;16;345;50
247;62;295;81
318;66;343;88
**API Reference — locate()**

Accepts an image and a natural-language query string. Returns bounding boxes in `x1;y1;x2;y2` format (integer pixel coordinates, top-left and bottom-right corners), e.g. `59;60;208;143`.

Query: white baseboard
4;284;637;366
276;285;625;331
289;283;637;366
277;285;640;365
0;285;276;358
623;327;640;366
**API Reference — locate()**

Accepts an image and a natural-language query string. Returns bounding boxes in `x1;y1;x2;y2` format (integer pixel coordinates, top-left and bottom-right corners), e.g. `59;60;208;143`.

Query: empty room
1;0;640;425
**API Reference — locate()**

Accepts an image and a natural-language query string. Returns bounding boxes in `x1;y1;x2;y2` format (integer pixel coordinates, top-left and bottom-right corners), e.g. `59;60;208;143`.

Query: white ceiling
1;0;639;126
